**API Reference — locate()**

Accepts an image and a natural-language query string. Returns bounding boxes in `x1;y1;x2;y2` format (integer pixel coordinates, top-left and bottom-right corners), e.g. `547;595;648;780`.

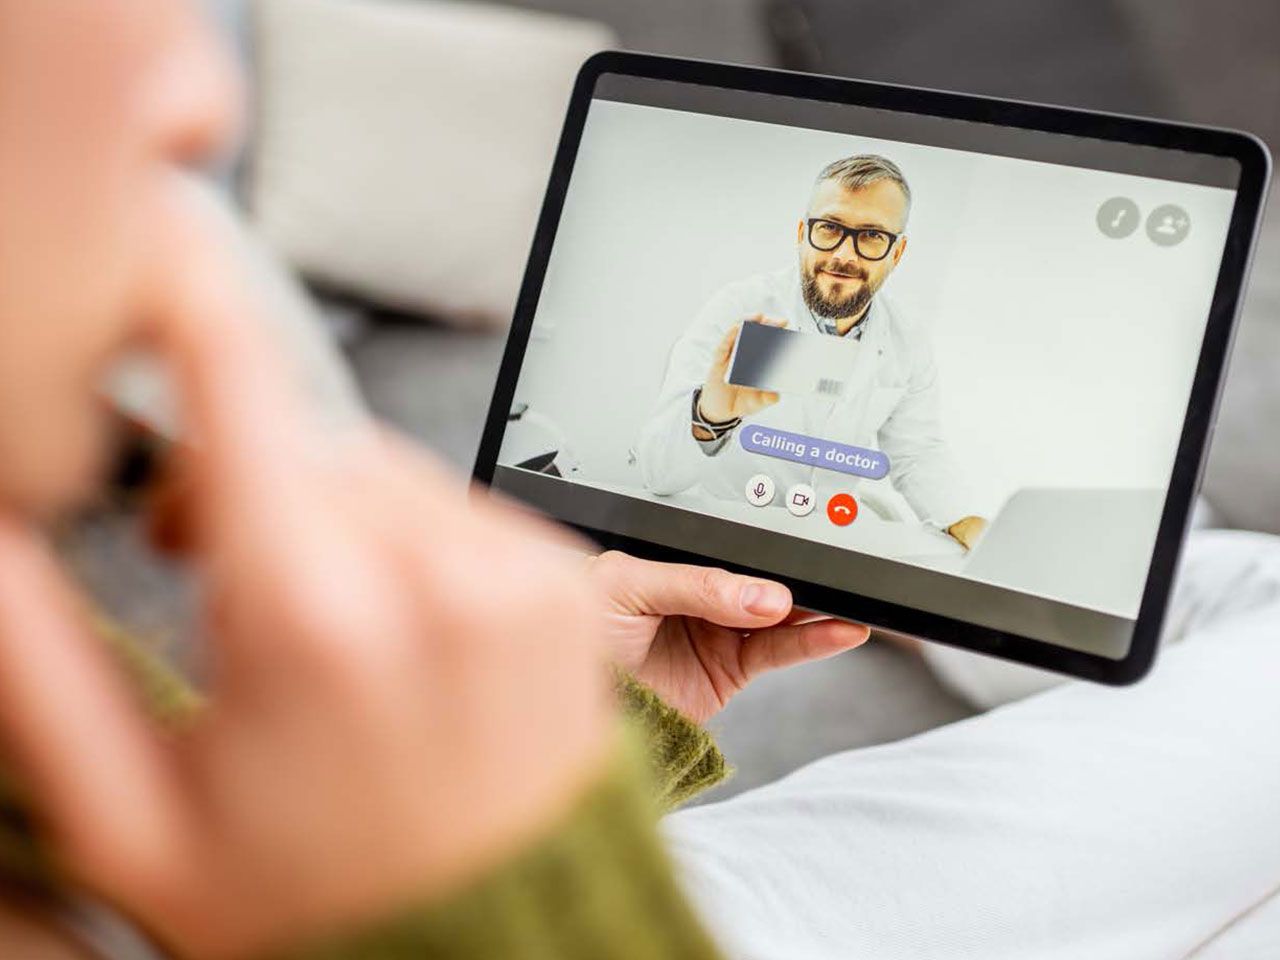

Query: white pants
666;530;1280;959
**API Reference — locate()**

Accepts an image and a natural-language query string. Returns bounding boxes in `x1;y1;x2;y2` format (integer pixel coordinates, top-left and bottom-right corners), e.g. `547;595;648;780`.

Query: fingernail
741;582;789;616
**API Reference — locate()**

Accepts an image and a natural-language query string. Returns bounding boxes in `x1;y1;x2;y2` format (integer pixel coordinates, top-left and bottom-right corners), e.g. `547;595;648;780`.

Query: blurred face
0;0;239;516
796;178;909;322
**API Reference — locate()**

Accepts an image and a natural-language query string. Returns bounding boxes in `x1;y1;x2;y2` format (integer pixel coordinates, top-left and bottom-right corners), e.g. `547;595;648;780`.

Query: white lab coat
636;267;971;526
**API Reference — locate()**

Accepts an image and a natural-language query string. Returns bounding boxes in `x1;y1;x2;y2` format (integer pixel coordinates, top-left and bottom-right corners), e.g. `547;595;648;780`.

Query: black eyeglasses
806;218;900;261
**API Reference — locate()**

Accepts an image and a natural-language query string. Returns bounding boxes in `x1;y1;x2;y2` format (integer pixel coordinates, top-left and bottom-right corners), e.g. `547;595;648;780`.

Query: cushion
247;0;613;328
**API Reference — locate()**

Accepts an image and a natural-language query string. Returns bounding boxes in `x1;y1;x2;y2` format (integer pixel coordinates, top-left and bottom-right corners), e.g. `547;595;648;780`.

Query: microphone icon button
745;474;776;507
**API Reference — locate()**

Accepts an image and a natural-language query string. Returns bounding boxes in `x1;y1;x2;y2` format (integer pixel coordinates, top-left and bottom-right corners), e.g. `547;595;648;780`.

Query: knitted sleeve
270;735;723;960
0;635;728;960
614;674;730;811
270;679;731;959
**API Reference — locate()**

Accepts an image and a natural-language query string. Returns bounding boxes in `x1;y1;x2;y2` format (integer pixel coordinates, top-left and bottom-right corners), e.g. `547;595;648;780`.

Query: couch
85;0;1273;801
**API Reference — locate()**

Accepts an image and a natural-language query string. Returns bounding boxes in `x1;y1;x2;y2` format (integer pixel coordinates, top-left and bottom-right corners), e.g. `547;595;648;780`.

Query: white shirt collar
807;299;874;340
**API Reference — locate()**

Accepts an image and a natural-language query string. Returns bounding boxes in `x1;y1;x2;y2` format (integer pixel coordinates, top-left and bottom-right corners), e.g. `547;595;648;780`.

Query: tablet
474;51;1271;684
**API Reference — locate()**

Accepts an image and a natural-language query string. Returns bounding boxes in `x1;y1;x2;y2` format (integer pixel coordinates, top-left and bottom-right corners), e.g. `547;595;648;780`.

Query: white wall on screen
506;100;1236;519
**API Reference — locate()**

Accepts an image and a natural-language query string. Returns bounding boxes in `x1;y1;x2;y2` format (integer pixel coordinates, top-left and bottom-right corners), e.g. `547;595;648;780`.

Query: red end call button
826;493;858;527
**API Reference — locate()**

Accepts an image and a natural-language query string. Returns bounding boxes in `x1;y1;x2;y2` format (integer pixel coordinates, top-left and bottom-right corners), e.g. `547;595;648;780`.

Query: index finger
142;179;323;550
591;552;792;627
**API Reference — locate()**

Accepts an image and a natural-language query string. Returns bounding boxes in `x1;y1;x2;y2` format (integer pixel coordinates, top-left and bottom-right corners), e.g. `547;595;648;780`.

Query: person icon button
1146;204;1191;247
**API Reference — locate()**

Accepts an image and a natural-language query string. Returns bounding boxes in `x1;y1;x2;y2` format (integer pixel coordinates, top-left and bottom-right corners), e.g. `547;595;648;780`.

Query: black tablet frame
473;50;1271;685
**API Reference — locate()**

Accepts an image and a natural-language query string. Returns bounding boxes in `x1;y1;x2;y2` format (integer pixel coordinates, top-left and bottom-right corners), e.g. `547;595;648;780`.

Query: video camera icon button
745;474;776;507
785;483;816;517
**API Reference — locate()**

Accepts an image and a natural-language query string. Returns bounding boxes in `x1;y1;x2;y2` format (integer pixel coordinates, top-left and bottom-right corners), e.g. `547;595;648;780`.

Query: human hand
0;186;613;960
695;316;786;426
947;515;989;551
590;552;870;724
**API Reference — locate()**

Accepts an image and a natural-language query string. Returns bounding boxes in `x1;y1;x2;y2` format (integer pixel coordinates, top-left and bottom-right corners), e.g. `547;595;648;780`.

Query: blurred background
86;0;1279;801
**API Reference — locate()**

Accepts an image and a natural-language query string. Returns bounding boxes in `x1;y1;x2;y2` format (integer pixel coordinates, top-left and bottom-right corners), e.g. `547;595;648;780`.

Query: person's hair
813;154;912;221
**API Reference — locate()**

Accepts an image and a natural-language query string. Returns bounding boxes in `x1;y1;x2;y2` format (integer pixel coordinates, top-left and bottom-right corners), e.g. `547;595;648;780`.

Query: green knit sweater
0;626;729;959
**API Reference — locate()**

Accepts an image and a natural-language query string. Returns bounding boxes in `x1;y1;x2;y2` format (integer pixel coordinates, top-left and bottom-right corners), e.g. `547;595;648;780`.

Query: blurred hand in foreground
591;551;870;724
0;188;613;960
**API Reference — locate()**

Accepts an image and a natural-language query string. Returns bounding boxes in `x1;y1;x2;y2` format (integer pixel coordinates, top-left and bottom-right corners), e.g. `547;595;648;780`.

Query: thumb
592;552;792;628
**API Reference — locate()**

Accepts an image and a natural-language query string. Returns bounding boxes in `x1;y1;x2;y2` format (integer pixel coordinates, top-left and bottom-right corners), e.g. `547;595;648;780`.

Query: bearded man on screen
637;154;987;548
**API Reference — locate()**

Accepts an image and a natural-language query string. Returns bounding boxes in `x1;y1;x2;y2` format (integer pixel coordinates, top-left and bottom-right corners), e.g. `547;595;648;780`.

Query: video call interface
493;76;1241;658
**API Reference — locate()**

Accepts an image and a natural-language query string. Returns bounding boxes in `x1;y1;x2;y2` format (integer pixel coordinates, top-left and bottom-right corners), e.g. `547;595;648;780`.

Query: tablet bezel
473;50;1272;685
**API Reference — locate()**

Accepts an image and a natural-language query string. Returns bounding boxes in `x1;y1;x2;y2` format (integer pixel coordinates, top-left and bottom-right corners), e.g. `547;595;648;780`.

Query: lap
668;531;1280;959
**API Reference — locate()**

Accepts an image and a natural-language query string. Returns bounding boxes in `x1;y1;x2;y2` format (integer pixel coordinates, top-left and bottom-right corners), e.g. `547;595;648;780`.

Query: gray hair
813;154;912;221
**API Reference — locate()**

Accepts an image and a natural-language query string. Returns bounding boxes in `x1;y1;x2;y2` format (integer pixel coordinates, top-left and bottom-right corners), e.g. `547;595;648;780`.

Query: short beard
800;262;879;321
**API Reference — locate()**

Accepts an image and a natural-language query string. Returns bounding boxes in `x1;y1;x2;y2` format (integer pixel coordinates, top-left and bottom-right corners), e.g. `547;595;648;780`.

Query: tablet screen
488;71;1244;661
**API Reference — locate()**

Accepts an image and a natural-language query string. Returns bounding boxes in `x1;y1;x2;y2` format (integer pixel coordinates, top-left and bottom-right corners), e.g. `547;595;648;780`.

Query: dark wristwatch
691;387;742;441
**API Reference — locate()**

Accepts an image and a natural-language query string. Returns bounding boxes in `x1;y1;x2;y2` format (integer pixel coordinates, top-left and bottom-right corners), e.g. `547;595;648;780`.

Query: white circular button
745;474;775;507
785;483;816;517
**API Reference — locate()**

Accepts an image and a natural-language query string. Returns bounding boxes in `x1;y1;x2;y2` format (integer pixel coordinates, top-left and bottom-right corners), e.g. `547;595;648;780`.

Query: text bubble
739;425;890;480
